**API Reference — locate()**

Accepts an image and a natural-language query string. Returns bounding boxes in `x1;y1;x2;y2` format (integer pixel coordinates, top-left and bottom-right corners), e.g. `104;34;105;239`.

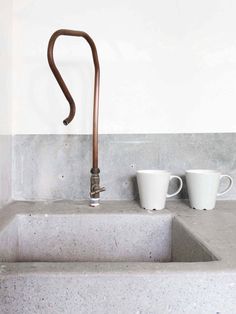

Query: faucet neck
47;29;105;204
47;29;100;170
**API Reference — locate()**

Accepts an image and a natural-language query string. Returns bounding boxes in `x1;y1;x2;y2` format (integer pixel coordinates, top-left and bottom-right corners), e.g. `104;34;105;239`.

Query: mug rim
186;169;220;175
136;170;170;175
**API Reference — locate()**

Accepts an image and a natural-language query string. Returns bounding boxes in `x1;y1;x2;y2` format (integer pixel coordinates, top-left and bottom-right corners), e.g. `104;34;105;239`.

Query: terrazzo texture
13;133;236;201
0;200;236;313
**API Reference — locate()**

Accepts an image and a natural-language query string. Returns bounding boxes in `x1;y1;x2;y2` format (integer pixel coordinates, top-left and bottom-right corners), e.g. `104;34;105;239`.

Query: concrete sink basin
1;201;236;314
0;211;215;263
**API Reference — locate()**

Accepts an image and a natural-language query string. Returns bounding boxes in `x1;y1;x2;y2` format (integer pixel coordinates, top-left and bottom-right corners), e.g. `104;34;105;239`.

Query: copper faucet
47;29;105;206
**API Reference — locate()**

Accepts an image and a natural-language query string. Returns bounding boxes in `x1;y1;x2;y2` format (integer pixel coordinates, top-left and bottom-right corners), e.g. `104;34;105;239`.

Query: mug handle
217;175;233;196
167;176;183;198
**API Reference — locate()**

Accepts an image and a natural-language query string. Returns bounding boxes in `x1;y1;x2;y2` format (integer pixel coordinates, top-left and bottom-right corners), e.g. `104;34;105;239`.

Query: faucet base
90;169;105;201
90;197;100;207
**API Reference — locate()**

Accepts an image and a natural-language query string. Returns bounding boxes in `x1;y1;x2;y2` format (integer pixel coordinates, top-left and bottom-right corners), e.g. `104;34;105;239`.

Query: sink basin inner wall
172;218;217;262
0;213;216;263
0;213;172;262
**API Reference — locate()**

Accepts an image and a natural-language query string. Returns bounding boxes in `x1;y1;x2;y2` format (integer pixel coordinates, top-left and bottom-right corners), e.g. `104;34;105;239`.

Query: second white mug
137;170;183;210
186;169;233;210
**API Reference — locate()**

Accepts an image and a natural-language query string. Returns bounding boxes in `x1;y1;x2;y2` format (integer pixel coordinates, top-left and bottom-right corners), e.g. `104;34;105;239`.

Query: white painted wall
12;0;236;134
0;0;12;135
0;0;12;206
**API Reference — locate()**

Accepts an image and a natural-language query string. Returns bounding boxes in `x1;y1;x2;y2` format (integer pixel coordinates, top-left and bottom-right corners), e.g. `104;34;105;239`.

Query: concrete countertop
0;200;236;274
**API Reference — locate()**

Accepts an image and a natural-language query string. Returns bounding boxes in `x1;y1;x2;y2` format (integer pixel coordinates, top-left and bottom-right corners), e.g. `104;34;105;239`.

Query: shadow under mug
186;169;233;210
137;170;183;210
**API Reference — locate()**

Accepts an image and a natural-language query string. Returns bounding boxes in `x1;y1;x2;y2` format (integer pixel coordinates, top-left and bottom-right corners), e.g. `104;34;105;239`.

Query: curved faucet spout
47;29;105;205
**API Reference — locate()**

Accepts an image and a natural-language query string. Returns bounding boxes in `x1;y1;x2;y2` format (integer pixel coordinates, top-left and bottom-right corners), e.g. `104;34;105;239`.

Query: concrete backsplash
13;134;236;201
0;135;12;206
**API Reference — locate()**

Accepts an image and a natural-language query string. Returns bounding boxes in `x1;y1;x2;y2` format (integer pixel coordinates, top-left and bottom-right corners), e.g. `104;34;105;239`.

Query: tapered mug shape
186;170;233;210
137;170;183;210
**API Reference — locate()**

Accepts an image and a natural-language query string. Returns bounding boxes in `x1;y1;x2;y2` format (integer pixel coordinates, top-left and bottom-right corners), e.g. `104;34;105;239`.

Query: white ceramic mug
137;170;183;210
186;169;233;210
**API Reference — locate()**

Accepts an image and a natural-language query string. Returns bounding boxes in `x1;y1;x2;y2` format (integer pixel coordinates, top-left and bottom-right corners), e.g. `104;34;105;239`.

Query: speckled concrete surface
1;213;173;262
0;135;12;207
12;133;236;201
0;200;236;313
0;209;215;263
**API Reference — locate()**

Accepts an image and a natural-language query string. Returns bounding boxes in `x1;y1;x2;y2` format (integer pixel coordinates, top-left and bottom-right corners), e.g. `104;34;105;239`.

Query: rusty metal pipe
47;29;105;205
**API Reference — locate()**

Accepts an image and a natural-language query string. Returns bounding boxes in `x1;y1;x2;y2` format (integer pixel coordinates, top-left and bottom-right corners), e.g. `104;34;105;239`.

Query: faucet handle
90;187;106;196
